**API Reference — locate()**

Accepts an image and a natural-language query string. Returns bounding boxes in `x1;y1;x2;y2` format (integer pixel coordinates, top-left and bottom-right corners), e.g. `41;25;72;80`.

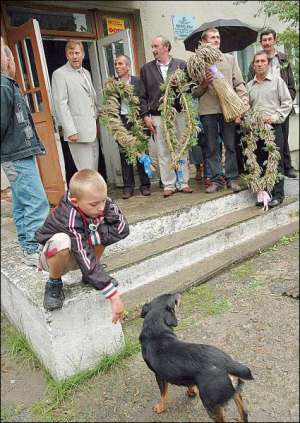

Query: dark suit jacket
139;57;187;117
247;51;296;100
115;75;140;110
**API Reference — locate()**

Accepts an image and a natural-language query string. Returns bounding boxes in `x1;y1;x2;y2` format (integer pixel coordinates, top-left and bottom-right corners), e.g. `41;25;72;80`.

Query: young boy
36;169;129;323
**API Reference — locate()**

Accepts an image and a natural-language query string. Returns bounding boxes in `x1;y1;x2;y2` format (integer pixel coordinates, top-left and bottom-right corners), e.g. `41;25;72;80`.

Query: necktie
78;68;92;94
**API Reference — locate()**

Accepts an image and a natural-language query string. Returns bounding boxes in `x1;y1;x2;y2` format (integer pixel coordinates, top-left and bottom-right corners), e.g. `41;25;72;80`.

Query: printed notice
172;16;196;40
107;18;125;34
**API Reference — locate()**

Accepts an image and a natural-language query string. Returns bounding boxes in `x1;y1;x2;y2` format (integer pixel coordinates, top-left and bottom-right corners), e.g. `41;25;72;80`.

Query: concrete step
104;189;257;255
122;220;299;317
86;198;298;294
1;191;298;380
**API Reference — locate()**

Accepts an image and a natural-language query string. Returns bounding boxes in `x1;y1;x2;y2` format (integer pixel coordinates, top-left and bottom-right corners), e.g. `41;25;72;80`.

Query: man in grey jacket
1;39;49;266
52;40;101;173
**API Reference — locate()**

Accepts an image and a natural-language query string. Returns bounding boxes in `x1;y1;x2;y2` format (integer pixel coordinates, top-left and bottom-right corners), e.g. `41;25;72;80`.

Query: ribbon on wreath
175;159;186;189
139;153;153;177
257;190;271;211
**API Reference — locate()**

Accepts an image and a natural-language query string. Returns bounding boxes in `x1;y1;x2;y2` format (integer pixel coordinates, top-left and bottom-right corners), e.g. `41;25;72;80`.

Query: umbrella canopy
184;18;258;53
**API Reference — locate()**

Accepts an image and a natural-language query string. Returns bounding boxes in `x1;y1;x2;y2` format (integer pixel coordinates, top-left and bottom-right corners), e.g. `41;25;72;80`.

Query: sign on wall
106;17;125;34
172;15;196;40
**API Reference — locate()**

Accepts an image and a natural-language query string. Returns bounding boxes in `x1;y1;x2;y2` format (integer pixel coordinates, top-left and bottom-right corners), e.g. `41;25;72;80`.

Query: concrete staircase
1;183;299;380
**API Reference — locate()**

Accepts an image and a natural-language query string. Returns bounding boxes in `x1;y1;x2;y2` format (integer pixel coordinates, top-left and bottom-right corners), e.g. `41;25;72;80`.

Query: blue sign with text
172;16;196;40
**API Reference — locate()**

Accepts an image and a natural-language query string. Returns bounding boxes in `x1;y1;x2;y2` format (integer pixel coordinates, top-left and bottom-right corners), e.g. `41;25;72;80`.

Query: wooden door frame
6;19;65;205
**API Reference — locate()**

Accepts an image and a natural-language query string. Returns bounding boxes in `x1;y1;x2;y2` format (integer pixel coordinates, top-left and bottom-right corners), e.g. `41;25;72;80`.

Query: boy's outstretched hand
110;293;125;323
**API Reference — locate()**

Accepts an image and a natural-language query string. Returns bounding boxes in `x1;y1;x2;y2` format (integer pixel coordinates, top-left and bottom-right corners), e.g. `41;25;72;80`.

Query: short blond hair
69;169;106;199
65;39;84;54
201;27;219;42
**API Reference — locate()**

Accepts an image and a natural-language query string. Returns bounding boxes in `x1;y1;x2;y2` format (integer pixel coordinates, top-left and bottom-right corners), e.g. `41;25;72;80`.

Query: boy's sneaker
22;251;40;267
43;281;65;311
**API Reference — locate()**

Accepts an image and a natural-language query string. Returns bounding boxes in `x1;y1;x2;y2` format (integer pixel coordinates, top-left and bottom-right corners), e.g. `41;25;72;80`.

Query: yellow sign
107;18;125;34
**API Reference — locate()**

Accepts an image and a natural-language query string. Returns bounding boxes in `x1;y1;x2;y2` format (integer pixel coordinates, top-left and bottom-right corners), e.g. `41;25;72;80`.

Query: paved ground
1;232;299;422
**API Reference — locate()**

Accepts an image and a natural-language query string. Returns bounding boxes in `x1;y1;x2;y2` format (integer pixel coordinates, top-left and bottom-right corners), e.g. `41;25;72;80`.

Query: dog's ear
141;303;151;318
164;309;178;327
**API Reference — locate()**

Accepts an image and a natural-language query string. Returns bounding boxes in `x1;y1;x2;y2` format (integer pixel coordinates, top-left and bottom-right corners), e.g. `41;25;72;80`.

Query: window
6;5;93;33
236;43;260;82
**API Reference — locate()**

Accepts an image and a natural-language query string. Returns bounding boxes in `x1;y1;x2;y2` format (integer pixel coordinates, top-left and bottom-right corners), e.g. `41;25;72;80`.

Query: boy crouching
36;169;129;323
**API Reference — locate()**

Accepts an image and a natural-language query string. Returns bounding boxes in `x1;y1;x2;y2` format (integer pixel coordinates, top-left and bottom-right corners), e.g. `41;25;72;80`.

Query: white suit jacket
52;62;99;142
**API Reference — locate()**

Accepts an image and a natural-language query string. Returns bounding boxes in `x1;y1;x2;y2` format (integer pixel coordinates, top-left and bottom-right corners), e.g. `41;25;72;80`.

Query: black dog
139;293;254;422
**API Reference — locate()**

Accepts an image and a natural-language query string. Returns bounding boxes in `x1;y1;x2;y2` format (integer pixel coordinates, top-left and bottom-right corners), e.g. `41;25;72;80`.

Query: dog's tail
228;361;254;381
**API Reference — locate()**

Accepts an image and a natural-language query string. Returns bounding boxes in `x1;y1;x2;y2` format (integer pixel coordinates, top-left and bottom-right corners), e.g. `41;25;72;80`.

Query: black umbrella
184;18;258;53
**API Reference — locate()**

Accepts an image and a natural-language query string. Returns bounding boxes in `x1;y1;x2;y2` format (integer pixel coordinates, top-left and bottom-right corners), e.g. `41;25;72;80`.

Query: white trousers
150;113;190;191
68;138;99;171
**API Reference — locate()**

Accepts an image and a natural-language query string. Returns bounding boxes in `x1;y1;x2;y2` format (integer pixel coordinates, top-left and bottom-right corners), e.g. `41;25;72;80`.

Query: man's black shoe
141;187;151;196
285;168;297;178
122;191;133;200
269;198;283;208
43;281;65;311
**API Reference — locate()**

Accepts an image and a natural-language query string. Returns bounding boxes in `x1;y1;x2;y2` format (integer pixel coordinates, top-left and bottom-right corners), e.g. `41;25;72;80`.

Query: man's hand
68;133;79;142
204;68;214;85
262;116;274;125
143;116;156;134
110;293;125;324
235;116;241;124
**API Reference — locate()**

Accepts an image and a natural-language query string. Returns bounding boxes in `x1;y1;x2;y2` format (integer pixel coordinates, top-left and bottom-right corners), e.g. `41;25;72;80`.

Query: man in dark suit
114;55;151;199
139;36;193;198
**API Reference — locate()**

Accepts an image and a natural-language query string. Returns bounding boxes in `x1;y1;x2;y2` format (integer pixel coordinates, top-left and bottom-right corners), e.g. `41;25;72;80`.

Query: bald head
1;41;16;78
1;37;9;73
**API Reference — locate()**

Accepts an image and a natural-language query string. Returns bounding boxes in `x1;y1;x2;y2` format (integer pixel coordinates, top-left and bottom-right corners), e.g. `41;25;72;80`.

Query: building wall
34;1;289;61
2;1;298;191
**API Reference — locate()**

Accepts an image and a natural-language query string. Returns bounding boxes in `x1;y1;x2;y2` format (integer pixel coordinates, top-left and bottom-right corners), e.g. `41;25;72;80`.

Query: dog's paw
153;401;166;413
186;385;198;397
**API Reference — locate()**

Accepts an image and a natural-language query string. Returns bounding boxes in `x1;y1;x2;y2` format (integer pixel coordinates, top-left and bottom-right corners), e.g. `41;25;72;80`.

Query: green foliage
240;111;281;193
181;285;232;318
159;69;198;170
100;79;150;164
33;337;140;414
234;0;299;83
5;327;43;370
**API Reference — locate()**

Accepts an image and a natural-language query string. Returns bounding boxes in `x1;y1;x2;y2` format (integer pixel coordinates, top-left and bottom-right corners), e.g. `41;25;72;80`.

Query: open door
97;29;135;79
7;19;65;205
97;29;134;186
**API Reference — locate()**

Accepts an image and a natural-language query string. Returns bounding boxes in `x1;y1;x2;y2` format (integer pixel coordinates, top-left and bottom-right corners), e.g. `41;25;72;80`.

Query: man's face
151;37;169;61
203;30;221;49
114;56;130;78
66;45;84;69
253;54;269;76
260;33;276;54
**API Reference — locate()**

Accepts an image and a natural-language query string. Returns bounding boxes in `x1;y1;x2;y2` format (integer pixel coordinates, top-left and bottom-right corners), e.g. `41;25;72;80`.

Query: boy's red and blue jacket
36;193;129;299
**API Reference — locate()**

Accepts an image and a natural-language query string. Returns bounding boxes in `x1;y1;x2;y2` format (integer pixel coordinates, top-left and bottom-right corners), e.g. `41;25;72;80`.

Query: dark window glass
104;42;125;78
6;6;93;32
25;93;35;113
15;41;30;90
25;38;39;88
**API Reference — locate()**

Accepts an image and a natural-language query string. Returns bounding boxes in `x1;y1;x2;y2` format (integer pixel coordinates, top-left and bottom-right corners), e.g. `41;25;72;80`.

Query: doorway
42;39;107;185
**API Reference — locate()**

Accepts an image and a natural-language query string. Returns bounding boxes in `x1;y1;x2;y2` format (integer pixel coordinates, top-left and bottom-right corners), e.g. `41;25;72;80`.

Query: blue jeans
2;156;49;253
201;114;238;183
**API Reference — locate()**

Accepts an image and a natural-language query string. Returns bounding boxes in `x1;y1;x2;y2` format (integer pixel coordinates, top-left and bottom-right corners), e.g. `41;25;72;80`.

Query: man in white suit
52;40;100;172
